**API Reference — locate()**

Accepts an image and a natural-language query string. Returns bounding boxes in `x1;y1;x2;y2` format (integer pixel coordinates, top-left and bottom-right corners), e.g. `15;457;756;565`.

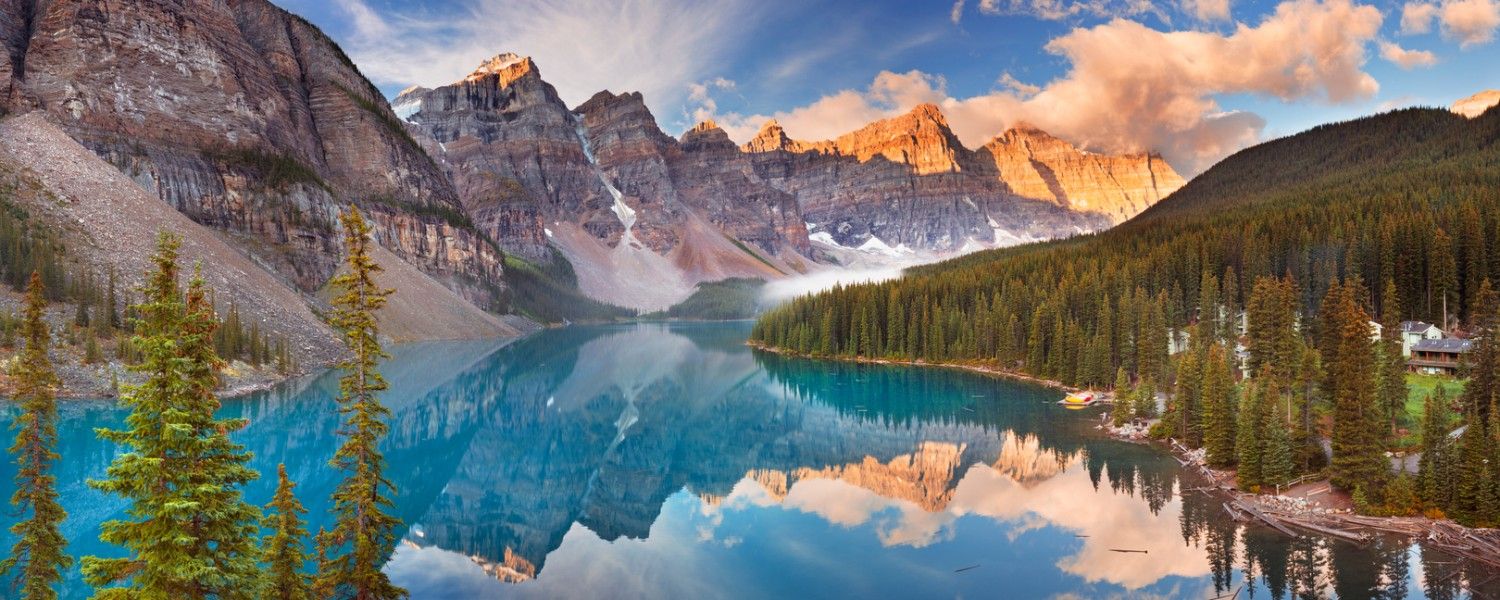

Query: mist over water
760;267;906;306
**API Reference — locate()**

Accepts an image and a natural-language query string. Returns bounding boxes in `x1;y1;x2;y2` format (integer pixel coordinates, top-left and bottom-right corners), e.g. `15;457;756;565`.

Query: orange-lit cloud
1379;41;1439;68
1399;0;1500;47
706;0;1384;175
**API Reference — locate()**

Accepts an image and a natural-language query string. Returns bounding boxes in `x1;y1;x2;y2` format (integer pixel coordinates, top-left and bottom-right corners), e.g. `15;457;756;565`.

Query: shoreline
745;341;1091;394
750;340;1500;571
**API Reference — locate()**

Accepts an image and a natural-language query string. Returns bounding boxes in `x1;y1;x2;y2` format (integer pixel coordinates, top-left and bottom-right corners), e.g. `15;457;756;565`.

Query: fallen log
1234;501;1299;538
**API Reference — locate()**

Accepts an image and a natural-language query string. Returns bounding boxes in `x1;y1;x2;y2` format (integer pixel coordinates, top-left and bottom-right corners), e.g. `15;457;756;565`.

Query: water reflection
3;323;1496;598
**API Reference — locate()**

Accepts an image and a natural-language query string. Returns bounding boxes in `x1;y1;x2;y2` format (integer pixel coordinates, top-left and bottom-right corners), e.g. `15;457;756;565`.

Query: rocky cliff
398;57;810;311
742;104;1185;252
0;0;504;306
982;123;1185;223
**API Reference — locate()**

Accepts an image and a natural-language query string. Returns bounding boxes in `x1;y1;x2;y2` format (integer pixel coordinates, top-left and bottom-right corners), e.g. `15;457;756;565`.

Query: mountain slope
752;105;1500;389
395;53;1180;310
0;112;342;365
1;0;505;306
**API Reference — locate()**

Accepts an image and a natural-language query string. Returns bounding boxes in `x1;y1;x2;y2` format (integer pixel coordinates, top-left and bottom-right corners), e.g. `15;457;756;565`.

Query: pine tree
1134;379;1157;420
1202;345;1238;468
1418;387;1453;508
1174;348;1204;448
262;464;312;600
1237;379;1265;490
1262;397;1296;492
1378;279;1406;437
83;234;262;598
1320;281;1387;498
0;273;72;599
315;209;406;600
1112;367;1133;427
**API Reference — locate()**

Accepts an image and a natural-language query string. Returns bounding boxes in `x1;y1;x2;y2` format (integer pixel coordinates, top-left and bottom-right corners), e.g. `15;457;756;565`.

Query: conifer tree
1174;348;1204;447
1418;387;1453;507
1111;367;1133;427
1;273;72;599
1378;279;1406;437
1236;379;1265;490
262;464;312;600
1134;379;1157;420
315;209;405;600
1262;398;1296;492
1319;281;1387;497
1202;345;1238;468
83;234;262;598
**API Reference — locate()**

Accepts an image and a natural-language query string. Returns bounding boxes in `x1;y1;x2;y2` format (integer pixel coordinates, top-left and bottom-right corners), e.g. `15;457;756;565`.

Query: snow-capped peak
465;53;527;82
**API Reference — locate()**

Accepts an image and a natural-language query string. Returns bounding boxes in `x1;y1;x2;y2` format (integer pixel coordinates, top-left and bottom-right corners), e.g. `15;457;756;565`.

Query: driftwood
1233;500;1299;538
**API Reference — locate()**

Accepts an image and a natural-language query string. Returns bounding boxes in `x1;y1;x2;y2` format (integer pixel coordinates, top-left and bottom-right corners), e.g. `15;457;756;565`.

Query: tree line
751;106;1500;526
1;209;408;599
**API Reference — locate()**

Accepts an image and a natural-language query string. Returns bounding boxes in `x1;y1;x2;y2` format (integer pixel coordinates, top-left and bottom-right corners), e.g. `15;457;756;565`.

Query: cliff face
1;0;503;300
741;104;1185;252
982;124;1185;224
393;54;619;261
399;57;811;311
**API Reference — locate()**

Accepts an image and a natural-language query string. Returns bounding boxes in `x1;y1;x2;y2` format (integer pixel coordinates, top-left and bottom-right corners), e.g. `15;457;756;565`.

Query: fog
759;267;906;307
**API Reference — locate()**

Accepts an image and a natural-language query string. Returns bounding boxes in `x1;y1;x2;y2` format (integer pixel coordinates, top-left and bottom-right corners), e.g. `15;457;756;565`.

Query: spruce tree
1202;345;1238;468
1262;398;1296;493
315;209;405;599
1134;379;1157;420
1378;279;1406;437
83;234;262;598
262;464;312;600
1418;387;1452;508
1319;281;1387;498
1175;348;1204;447
1111;367;1133;427
1236;379;1265;490
0;273;72;599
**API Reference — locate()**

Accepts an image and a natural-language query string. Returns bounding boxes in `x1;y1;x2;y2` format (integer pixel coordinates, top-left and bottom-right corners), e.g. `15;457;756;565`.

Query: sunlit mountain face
3;324;1490;598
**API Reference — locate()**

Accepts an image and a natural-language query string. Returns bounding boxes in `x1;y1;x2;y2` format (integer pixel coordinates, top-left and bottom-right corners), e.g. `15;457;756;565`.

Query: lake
2;322;1492;598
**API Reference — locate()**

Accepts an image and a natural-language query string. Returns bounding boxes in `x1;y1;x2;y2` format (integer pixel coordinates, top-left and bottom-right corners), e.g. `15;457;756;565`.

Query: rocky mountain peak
463;53;536;87
1452;90;1500;119
829;102;965;174
743;119;800;153
679;120;734;149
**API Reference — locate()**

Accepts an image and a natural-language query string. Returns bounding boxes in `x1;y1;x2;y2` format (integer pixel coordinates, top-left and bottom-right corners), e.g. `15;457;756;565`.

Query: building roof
1402;320;1439;333
1411;338;1472;353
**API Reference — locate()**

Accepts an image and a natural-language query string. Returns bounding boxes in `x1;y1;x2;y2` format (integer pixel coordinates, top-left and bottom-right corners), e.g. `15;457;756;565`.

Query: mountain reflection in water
2;323;1493;598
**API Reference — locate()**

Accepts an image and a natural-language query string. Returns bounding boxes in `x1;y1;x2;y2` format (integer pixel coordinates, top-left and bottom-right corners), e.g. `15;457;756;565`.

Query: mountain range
1;0;1176;346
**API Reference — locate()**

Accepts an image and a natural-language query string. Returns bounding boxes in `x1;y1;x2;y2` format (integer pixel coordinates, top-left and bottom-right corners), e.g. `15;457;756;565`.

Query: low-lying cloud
760;268;907;307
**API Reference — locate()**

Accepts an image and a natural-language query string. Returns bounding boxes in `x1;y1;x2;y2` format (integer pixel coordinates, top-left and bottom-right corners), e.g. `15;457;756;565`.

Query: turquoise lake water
1;322;1493;598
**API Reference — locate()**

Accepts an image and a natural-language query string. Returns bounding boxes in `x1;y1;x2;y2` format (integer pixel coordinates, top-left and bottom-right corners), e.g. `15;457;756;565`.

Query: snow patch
808;231;842;247
392;98;422;122
857;235;914;257
572;115;637;234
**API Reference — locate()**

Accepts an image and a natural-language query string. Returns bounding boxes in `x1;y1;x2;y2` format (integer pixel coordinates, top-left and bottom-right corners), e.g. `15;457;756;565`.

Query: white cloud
951;0;968;24
997;72;1042;96
1180;0;1233;21
702;0;1384;175
1399;0;1500;46
327;0;761;113
1379;41;1439;68
1401;2;1440;33
977;0;1170;21
1440;0;1500;46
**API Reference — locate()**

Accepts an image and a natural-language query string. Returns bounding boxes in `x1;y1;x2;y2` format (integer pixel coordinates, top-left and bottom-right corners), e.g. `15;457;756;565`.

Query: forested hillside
752;105;1500;525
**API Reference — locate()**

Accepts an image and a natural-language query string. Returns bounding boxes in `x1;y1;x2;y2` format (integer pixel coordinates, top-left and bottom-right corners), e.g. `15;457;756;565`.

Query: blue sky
275;0;1500;174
